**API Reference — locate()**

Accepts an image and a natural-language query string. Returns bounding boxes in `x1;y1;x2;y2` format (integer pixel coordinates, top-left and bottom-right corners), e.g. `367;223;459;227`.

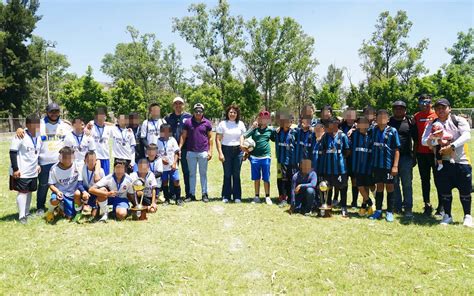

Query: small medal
122;142;126;146
155;132;159;136
35;150;38;155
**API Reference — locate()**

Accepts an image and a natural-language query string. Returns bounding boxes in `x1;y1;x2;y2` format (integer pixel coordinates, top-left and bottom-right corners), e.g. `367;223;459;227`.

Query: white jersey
156;137;179;171
130;171;158;198
140;118;166;146
93;174;134;198
82;166;105;190
90;123;112;160
147;157;163;188
39;118;72;165
63;131;96;171
9;130;43;178
48;162;82;197
111;126;136;162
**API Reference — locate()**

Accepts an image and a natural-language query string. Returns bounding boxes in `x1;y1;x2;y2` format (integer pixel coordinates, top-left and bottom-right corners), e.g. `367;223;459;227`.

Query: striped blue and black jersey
292;128;313;165
311;138;323;175
350;130;373;175
320;131;350;175
370;126;401;170
275;128;294;165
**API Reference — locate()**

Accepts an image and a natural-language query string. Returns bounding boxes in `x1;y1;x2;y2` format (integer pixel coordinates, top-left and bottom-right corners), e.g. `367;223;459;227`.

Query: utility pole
45;40;57;104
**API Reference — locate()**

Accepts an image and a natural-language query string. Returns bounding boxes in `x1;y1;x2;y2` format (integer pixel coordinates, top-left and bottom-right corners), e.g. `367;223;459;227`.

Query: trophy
130;178;148;220
319;180;332;217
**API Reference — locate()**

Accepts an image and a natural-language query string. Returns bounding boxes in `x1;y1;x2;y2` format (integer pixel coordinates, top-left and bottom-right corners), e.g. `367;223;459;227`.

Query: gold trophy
130;178;148;220
319;180;332;217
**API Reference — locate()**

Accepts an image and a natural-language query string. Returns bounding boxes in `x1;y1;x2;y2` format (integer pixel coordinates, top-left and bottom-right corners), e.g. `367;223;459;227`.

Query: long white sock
26;192;32;216
98;200;108;216
16;193;28;219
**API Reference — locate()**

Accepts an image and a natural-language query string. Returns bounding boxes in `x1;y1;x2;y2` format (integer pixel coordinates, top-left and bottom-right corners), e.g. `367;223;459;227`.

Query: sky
34;0;473;86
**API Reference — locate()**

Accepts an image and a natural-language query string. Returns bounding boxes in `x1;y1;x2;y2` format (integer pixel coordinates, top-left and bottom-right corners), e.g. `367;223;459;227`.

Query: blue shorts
162;170;180;183
51;193;75;217
108;196;130;211
100;159;110;176
250;157;271;182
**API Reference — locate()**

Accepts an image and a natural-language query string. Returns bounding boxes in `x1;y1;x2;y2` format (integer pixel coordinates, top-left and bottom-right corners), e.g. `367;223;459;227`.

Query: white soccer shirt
93;174;134;198
48;162;82;197
10;129;42;178
130;171;158;198
39;118;72;165
140;118;166;146
81;166;105;190
90;123;112;160
156;137;179;171
63;131;96;170
111;126;136;162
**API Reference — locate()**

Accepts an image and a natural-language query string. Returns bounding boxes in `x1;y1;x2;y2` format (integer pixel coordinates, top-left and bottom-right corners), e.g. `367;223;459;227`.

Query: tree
173;0;244;104
59;66;109;122
446;28;473;66
243;16;306;110
186;84;223;119
110;79;146;116
162;43;186;94
222;77;261;122
359;10;429;84
312;64;344;110
0;0;42;125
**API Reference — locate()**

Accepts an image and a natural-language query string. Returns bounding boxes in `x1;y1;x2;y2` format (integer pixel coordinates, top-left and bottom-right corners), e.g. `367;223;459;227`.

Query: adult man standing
179;103;213;203
389;100;417;217
414;94;442;216
164;97;192;200
422;99;472;227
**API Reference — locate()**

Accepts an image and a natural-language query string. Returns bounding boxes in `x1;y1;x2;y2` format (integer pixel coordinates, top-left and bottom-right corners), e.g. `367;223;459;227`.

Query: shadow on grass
0;212;18;221
397;212;440;227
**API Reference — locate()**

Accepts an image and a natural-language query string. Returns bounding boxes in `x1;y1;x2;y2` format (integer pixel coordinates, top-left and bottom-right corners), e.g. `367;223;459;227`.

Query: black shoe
176;199;184;206
202;194;209;203
424;204;433;216
185;194;196;202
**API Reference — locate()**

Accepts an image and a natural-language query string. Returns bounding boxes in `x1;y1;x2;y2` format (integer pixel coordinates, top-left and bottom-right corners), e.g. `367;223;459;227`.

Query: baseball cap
173;97;185;104
193;103;205;111
259;110;271;118
434;98;450;107
392;100;407;108
46;102;60;112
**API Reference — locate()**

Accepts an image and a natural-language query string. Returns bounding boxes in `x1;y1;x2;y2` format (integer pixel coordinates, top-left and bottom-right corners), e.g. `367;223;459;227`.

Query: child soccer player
63;117;96;172
139;144;164;203
87;108;113;175
243;110;276;204
157;123;182;206
340;108;358;208
81;151;105;219
89;160;134;222
275;110;295;206
294;118;314;167
130;159;158;213
46;147;87;222
319;118;351;217
9;115;42;224
141;103;166;147
291;158;317;215
112;114;136;173
350;117;375;217
369;109;401;222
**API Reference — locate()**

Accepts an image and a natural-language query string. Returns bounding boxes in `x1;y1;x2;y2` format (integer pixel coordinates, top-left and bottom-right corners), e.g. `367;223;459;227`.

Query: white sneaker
98;213;108;223
251;197;261;204
440;214;453;226
437;164;444;171
265;197;273;205
463;214;473;227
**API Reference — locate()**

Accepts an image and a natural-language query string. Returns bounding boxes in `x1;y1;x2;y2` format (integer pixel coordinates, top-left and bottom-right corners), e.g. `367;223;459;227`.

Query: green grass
0;134;473;295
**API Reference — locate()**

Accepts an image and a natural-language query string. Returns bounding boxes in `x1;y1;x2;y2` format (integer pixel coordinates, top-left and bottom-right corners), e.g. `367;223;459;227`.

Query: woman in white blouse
216;105;247;203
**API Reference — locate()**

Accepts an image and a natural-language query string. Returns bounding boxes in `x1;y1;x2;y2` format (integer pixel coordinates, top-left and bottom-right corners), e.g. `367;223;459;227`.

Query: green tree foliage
312;64;344;110
185;84;223;119
162;44;187;94
0;0;42;120
110;79;146;116
59;66;109;122
222;78;261;122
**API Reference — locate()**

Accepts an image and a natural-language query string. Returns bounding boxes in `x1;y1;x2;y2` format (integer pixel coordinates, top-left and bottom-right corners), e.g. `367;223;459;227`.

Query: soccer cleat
19;217;27;225
423;204;433;216
98;214;108;223
278;200;288;208
358;208;367;217
367;206;375;216
405;209;414;219
463;214;473;227
73;213;83;224
234;199;242;204
265;197;273;205
341;207;349;218
176;199;184;206
36;208;45;217
45;211;55;223
385;212;394;222
251;197;261;204
222;198;229;203
440;214;453;226
369;210;382;220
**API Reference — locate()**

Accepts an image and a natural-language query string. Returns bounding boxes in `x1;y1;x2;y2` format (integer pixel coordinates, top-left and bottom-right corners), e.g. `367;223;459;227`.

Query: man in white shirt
9;115;42;224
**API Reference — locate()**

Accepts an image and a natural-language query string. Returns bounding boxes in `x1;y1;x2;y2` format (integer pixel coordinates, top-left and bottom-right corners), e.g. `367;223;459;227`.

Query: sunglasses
194;110;204;114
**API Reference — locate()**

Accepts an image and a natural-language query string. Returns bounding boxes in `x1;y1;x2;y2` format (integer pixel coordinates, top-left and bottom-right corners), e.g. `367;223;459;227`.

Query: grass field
0;134;473;295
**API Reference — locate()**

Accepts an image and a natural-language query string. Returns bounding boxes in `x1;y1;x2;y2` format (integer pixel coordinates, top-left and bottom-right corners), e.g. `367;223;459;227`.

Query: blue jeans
186;151;209;195
221;145;243;200
37;163;54;211
180;149;190;197
293;187;316;214
394;155;413;211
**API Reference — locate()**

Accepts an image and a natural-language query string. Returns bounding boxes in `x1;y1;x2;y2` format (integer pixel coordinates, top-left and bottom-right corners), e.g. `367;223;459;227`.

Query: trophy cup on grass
130;178;147;220
319;180;332;217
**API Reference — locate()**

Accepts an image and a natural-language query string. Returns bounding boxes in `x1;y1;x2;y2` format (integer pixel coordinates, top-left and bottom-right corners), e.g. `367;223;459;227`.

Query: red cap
259;110;270;118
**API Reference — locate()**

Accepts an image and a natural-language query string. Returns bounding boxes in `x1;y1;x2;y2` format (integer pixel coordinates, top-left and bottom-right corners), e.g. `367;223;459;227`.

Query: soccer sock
265;193;270;198
98;200;108;217
26;192;32;215
340;187;348;208
163;186;170;201
375;192;383;211
443;195;453;217
74;201;83;213
277;179;283;196
285;179;292;200
174;186;181;201
460;194;471;216
387;191;394;213
351;186;359;206
367;198;373;207
16;192;27;219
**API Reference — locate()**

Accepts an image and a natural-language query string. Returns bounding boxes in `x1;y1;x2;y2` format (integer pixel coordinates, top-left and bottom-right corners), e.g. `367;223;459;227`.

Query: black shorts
324;174;348;189
436;162;472;196
372;168;395;184
355;173;374;187
9;176;38;192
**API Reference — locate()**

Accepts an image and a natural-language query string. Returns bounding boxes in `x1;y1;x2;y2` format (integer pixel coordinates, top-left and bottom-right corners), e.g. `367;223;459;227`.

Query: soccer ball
242;138;256;152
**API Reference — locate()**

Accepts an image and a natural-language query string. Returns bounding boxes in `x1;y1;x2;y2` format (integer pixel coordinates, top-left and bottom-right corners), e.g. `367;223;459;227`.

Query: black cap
46;102;60;112
392;100;407;108
434;98;450;107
